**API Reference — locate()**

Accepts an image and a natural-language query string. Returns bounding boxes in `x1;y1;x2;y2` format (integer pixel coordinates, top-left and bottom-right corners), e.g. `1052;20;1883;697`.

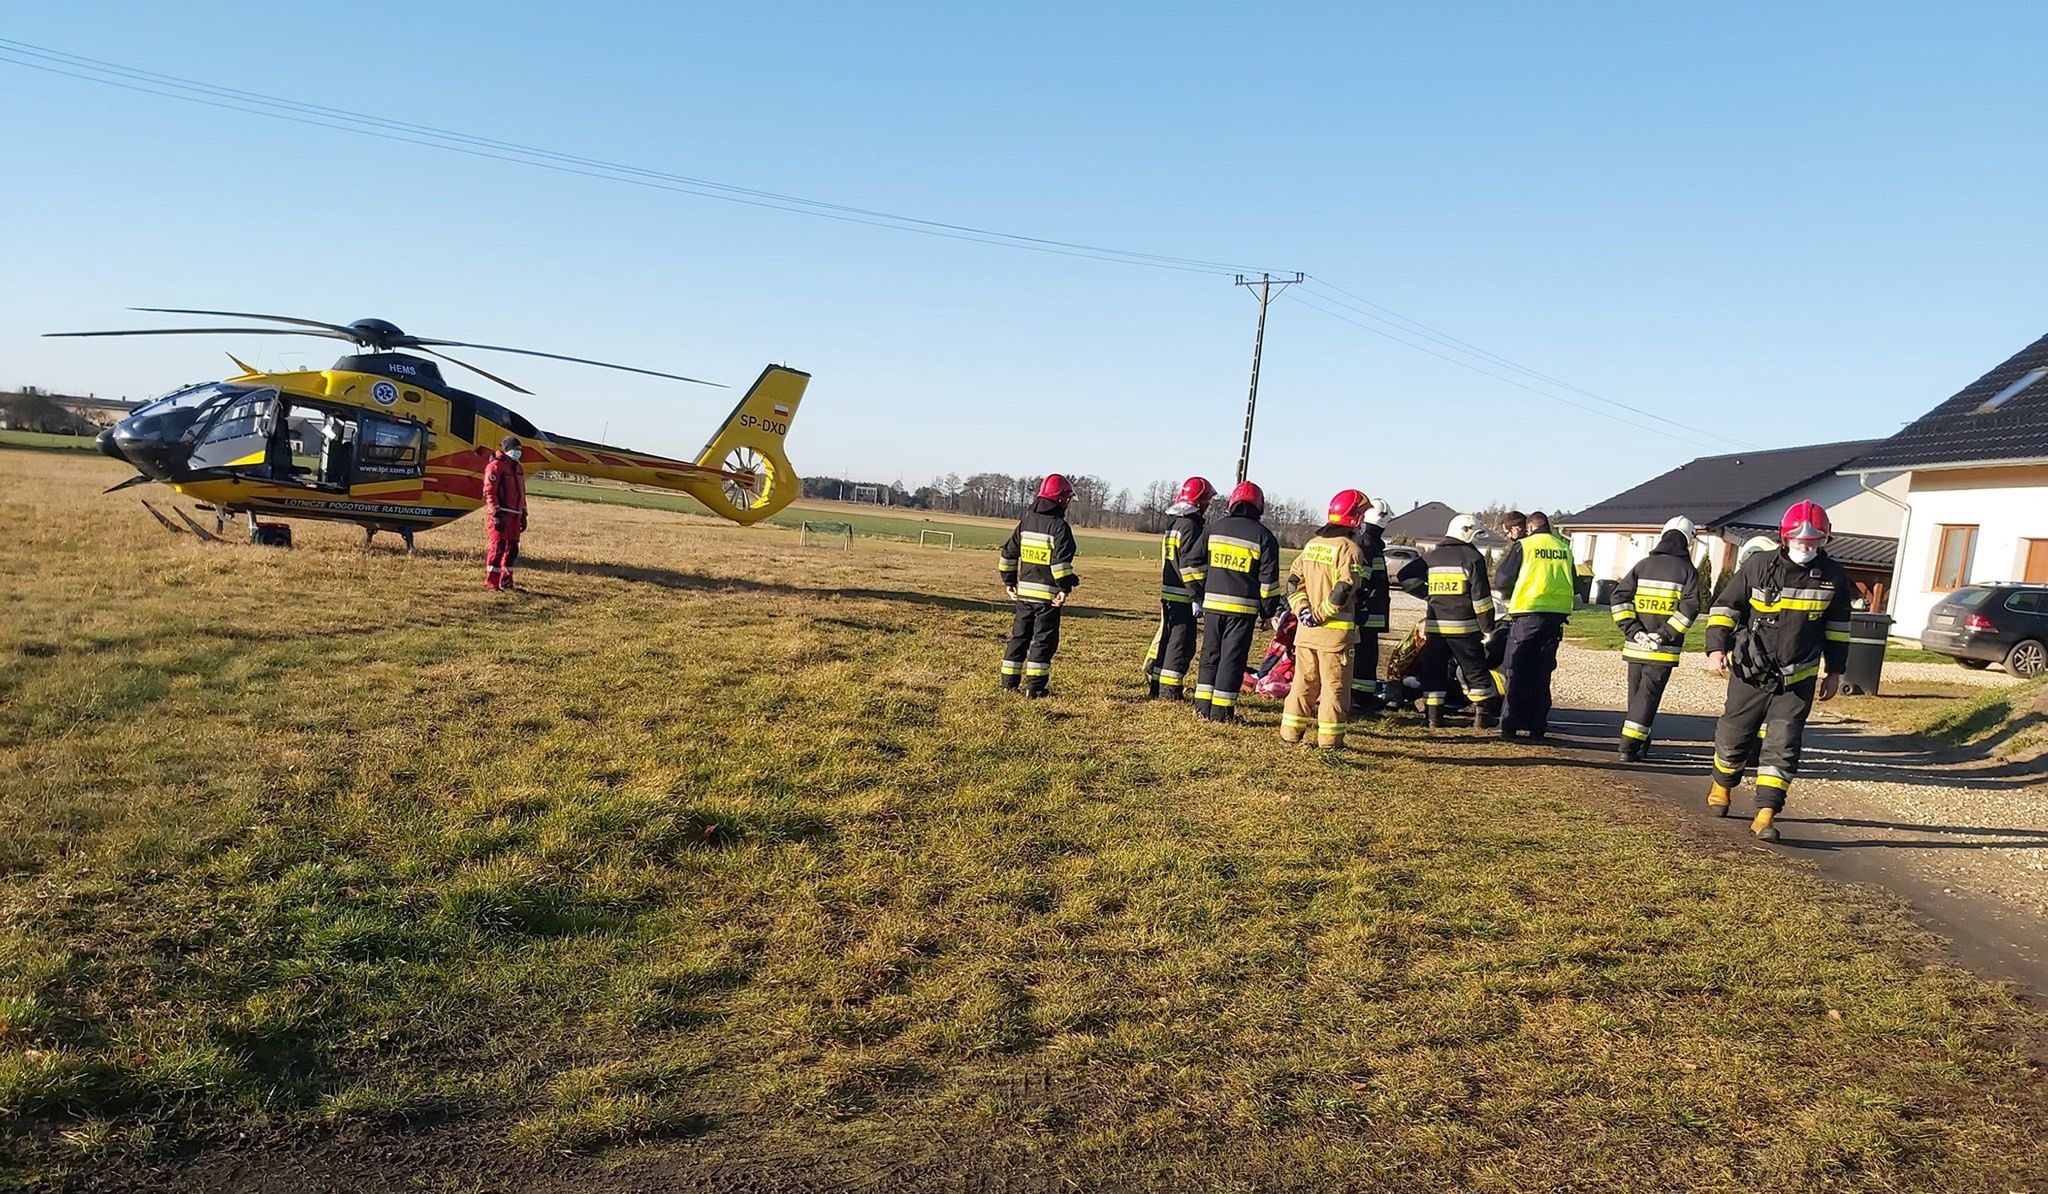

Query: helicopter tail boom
685;365;809;525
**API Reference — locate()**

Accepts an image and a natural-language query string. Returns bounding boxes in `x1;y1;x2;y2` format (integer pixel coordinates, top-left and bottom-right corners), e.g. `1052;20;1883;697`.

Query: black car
1920;584;2048;677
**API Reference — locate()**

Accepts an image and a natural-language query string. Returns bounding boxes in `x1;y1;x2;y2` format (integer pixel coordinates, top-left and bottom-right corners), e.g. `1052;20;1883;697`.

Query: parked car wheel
1957;658;1993;670
2005;639;2047;679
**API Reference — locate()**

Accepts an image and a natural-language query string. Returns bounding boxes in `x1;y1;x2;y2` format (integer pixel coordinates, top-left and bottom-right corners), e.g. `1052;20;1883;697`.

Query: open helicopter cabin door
186;387;286;474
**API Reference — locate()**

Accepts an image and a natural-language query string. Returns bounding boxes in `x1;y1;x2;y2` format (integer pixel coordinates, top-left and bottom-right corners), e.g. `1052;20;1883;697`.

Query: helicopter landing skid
139;499;183;534
172;507;225;543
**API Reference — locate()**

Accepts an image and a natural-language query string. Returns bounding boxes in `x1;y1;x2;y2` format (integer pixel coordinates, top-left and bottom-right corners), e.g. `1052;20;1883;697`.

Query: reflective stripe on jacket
1185;510;1283;618
483;452;526;520
999;499;1079;604
1287;527;1363;650
1397;540;1495;636
1613;543;1702;666
1704;548;1854;682
1159;513;1205;603
1353;523;1390;630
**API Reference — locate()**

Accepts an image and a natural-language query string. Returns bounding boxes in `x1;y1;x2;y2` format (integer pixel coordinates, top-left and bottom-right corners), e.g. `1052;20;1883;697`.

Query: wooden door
2025;539;2048;584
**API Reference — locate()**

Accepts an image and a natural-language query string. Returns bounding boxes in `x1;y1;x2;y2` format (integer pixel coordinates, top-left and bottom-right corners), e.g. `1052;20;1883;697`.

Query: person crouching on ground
998;473;1080;698
483;435;527;591
1281;490;1369;749
1395;513;1501;729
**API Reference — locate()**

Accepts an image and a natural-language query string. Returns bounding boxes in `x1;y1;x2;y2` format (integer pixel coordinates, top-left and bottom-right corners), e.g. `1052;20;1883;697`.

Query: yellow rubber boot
1751;807;1779;842
1707;784;1732;818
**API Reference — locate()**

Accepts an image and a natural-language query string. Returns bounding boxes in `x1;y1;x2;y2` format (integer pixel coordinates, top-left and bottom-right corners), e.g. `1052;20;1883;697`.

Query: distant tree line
800;472;1332;546
0;390;98;435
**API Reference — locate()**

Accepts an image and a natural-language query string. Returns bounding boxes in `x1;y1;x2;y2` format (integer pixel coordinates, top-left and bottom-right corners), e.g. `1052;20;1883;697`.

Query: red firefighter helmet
1228;480;1265;515
1037;473;1074;504
1176;476;1216;508
1326;488;1370;528
1780;500;1831;542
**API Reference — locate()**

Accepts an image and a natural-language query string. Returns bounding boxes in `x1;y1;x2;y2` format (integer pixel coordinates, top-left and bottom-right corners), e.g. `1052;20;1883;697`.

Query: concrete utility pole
1232;272;1304;483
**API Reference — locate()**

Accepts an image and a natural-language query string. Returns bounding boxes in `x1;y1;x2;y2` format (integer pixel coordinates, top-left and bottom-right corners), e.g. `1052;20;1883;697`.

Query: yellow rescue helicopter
50;308;809;548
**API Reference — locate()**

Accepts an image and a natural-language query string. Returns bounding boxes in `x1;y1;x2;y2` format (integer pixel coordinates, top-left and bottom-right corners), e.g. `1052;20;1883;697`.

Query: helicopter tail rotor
689;365;810;525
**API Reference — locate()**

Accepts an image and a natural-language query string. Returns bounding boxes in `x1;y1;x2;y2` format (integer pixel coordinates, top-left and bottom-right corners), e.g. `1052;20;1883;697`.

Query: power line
0;38;1286;278
1282;289;1740;446
1301;277;1748;446
3;36;1747;448
1232;272;1305;482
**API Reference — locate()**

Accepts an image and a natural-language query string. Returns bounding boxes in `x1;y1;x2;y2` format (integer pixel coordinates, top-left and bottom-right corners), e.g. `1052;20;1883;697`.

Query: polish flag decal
772;404;790;417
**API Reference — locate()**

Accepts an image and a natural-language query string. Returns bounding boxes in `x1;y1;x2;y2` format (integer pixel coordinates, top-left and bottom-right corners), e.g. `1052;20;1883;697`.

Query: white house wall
1570;529;1732;588
1890;464;2048;639
1725;471;1907;538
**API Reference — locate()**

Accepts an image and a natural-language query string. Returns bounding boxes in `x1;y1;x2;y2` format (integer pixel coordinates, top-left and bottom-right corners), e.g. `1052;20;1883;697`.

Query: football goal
852;484;885;505
801;521;854;548
918;529;956;550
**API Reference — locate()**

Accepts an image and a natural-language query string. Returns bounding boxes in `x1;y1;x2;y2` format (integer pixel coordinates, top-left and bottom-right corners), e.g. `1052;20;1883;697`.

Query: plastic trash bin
1841;612;1892;695
1589;578;1617;607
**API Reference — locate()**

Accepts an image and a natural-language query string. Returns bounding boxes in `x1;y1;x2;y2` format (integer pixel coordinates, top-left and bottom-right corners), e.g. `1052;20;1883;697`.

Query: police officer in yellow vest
1281;490;1369;749
1492;510;1577;739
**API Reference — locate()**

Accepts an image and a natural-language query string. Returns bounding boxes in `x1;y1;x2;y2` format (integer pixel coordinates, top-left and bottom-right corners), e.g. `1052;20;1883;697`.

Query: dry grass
3;448;2046;1190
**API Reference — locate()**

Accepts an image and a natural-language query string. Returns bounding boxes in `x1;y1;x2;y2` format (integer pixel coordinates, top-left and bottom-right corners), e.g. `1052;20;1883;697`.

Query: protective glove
1190;602;1202;617
1297;606;1319;628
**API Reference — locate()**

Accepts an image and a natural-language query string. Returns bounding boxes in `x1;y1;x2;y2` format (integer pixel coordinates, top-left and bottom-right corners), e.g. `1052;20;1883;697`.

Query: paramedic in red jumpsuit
483;435;527;591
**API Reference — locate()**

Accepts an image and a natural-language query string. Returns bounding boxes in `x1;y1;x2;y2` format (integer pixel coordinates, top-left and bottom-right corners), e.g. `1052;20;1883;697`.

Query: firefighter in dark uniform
1145;476;1216;700
1184;481;1283;723
1348;499;1392;717
1396;513;1500;729
1492;510;1578;739
1612;516;1703;761
1282;490;1369;748
998;474;1080;698
1704;501;1854;841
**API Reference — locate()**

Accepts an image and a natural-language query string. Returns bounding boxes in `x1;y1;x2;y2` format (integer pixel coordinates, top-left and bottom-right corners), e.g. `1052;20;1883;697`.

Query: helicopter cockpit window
124;382;234;445
354;416;426;480
187;388;284;472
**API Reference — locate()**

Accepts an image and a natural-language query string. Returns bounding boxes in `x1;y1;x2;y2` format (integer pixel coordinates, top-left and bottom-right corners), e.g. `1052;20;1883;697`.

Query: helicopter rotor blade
45;327;350;340
407;338;727;388
130;308;362;337
413;347;533;395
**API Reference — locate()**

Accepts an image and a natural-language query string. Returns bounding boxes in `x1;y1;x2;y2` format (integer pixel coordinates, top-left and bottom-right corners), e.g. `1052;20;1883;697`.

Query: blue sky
4;3;2043;514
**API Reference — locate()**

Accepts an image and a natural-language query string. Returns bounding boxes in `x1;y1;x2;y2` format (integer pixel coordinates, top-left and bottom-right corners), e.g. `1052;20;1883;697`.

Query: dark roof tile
1849;332;2048;470
1561;440;1882;529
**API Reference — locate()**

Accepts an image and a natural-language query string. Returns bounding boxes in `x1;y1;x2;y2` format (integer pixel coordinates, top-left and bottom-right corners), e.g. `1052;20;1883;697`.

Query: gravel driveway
1379;593;2048;990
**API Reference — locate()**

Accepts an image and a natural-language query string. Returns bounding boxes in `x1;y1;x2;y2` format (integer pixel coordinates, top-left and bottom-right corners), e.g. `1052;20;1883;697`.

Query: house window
1932;525;1978;590
1977;366;2048;414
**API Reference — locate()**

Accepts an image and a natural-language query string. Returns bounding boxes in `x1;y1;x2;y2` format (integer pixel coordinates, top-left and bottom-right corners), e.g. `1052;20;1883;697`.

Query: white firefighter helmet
1363;500;1389;528
1447;513;1481;543
1737;534;1777;569
1661;515;1698;548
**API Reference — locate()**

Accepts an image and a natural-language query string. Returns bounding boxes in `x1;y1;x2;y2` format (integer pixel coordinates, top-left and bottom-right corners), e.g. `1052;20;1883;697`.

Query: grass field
5;446;2048;1189
0;430;98;452
530;478;1161;559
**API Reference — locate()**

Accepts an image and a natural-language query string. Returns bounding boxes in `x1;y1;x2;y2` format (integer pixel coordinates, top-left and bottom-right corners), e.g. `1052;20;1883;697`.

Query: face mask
1786;542;1819;565
506;448;522;461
